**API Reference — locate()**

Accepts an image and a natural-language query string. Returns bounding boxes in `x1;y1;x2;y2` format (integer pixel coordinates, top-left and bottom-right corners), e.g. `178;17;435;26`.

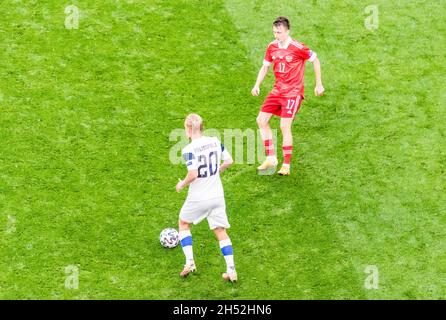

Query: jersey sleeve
295;43;317;62
220;143;232;162
221;143;232;161
182;147;198;171
263;44;273;66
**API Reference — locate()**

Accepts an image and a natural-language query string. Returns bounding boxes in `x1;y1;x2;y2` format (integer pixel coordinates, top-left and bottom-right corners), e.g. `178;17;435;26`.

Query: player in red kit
252;16;325;175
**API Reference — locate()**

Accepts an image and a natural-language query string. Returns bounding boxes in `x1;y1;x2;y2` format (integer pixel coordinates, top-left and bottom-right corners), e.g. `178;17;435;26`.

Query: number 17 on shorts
260;94;303;119
285;96;302;118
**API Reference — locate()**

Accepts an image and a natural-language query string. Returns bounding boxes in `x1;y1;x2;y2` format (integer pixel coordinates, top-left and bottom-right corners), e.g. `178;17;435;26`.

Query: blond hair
184;113;204;133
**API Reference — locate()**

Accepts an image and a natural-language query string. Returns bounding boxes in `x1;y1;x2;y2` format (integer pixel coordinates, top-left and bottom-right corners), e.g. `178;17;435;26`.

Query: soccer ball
159;228;179;248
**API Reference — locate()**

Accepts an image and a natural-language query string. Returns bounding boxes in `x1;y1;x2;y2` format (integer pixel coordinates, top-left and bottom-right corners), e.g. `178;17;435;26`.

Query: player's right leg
178;200;210;277
256;110;278;174
178;219;196;277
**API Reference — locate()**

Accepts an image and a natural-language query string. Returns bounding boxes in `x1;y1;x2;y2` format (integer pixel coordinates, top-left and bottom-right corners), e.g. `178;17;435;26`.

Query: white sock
219;238;235;273
179;230;194;265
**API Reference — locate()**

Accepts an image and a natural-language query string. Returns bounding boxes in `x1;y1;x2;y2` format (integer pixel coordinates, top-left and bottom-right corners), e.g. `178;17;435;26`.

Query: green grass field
0;0;445;299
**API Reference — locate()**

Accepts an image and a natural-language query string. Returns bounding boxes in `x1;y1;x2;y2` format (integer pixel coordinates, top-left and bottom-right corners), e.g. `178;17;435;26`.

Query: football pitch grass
0;0;445;299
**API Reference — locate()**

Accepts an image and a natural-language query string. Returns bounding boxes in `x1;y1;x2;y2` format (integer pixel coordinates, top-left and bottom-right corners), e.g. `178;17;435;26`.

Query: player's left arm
219;144;233;173
311;56;325;96
299;45;325;96
219;154;233;173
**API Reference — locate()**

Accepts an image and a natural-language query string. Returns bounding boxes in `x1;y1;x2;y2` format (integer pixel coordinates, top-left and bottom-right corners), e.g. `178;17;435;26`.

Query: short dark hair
273;16;290;29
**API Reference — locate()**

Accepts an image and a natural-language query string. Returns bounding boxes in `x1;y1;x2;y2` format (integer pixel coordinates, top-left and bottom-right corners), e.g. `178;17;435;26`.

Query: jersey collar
278;36;292;49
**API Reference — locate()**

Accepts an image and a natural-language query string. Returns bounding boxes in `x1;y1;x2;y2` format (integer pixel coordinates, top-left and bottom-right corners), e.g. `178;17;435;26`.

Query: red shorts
260;94;303;118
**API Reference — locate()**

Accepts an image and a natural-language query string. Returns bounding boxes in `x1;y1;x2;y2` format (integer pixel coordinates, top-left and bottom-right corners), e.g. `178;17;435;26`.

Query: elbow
189;170;199;181
226;158;234;166
260;65;269;74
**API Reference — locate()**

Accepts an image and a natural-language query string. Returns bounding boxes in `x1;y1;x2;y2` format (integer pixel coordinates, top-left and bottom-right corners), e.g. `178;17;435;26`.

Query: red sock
264;139;275;157
283;145;293;165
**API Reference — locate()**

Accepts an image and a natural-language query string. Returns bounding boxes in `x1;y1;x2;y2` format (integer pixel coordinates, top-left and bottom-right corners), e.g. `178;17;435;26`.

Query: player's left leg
278;95;303;175
178;219;196;277
208;198;237;282
278;117;293;175
213;227;237;282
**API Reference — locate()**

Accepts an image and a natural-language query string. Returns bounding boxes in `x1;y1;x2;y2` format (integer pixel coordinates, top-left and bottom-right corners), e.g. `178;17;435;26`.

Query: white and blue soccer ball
159;228;179;248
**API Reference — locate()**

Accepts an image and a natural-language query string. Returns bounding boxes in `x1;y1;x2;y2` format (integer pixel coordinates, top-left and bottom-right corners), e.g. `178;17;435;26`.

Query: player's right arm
251;44;273;96
251;65;270;96
176;149;199;192
176;170;198;192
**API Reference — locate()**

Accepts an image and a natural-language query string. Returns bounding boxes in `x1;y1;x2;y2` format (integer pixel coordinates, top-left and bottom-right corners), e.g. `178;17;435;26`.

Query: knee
256;115;268;128
280;123;291;133
178;219;190;231
213;227;227;239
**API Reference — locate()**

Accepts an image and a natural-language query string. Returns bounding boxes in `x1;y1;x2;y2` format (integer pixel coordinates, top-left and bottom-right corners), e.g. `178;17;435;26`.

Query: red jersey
263;37;317;98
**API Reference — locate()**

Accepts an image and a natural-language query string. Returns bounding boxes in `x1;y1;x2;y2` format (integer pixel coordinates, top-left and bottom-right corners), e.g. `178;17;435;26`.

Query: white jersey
181;136;231;201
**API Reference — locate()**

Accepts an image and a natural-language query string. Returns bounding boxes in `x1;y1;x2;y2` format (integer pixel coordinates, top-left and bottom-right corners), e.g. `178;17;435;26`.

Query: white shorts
179;197;230;230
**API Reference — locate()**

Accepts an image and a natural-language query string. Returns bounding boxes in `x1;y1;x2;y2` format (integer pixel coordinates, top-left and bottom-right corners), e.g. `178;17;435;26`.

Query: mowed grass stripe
221;0;369;298
226;0;446;299
0;1;176;299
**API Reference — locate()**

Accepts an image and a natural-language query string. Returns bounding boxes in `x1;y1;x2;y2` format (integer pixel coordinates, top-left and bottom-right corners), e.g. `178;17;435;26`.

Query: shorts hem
209;224;230;230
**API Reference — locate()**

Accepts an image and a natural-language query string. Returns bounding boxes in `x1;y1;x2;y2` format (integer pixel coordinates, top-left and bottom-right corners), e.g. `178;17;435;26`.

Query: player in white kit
175;114;237;282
